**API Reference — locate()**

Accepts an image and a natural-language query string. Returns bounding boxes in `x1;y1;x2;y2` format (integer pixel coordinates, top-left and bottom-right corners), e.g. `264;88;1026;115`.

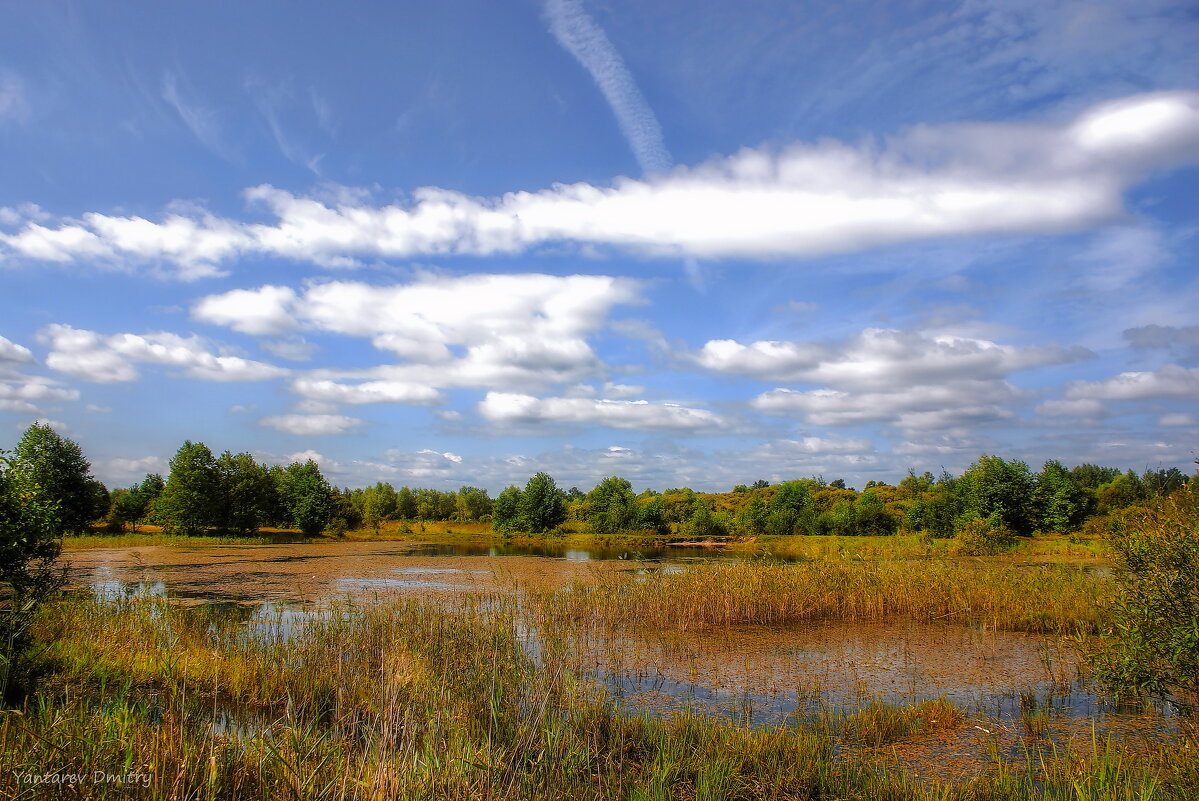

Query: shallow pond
66;541;745;602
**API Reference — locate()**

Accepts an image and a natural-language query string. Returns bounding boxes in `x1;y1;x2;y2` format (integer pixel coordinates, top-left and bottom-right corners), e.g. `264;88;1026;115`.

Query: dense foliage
1091;484;1199;708
0;447;64;700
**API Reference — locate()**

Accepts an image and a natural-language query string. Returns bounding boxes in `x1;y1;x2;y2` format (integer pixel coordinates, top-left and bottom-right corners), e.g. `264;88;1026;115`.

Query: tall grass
530;559;1109;635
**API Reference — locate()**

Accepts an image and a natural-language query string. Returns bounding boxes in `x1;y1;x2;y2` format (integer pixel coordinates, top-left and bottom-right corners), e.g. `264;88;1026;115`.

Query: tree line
2;423;1194;542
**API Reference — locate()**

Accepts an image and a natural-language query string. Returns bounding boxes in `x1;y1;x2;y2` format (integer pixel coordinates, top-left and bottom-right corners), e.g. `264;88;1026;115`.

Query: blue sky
1;0;1197;493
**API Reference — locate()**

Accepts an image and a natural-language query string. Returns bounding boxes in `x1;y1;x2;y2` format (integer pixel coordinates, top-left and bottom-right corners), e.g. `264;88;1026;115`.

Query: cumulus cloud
739;327;1066;432
0;377;79;414
544;0;672;174
0;334;33;364
3;92;1198;276
290;377;441;406
39;324;288;383
196;274;641;404
1065;364;1199;401
193;285;298;335
1159;413;1196;427
713;328;1086;389
478;392;728;432
260;413;363;436
105;456;168;480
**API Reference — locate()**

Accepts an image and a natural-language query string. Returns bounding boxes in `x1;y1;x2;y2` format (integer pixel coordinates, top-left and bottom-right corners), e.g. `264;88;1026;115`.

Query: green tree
686;498;726;539
766;480;813;535
215;452;276;536
455;486;491;522
0;451;61;594
517;472;567;534
157;441;220;535
361;482;398;533
1;450;63;700
855;489;898;536
395;486;417;520
957;455;1036;536
279;460;335;537
1097;471;1146;514
585;476;637;536
735;492;769;537
1035;460;1091;533
1071;464;1121;490
636;496;670;535
13;423;102;534
492;485;521;533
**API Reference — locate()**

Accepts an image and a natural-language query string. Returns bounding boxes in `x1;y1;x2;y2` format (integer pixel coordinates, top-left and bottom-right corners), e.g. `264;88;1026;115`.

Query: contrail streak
544;0;672;175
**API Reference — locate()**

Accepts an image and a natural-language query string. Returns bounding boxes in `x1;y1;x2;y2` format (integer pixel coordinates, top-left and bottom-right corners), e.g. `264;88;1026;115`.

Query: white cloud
0;335;78;413
1065;364;1199;401
478;391;727;432
695;339;827;381
285;449;326;464
290;377;441;406
4;92;1197;275
773;436;873;455
0;377;79;408
198;275;641;403
106;456;168;480
714;328;1086;389
1159;413;1196;427
544;0;672;174
754;379;1027;431
193;286;298;335
39;324;288;383
0;334;34;365
260;413;363;436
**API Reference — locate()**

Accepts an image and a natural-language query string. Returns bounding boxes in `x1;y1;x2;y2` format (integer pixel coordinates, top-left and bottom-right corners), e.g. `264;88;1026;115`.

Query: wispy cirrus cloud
161;71;240;163
544;0;671;174
0;71;31;125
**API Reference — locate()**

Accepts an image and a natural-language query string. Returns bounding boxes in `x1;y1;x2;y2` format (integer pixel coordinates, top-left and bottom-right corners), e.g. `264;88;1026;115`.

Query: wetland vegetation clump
950;515;1017;556
1089;484;1199;709
530;559;1108;634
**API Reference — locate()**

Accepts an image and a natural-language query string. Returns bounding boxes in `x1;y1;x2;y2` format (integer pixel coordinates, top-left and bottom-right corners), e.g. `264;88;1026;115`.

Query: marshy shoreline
4;534;1195;799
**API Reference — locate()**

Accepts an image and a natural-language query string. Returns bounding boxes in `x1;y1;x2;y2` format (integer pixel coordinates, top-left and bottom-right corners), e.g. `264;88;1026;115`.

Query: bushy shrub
1090;486;1199;708
951;515;1015;556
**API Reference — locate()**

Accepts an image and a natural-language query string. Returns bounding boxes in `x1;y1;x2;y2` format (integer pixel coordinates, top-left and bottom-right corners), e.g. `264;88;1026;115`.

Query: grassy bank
4;592;1193;800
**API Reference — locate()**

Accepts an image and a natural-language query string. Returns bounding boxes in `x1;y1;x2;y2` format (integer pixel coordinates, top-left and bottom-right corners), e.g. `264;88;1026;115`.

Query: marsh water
65;541;1175;774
